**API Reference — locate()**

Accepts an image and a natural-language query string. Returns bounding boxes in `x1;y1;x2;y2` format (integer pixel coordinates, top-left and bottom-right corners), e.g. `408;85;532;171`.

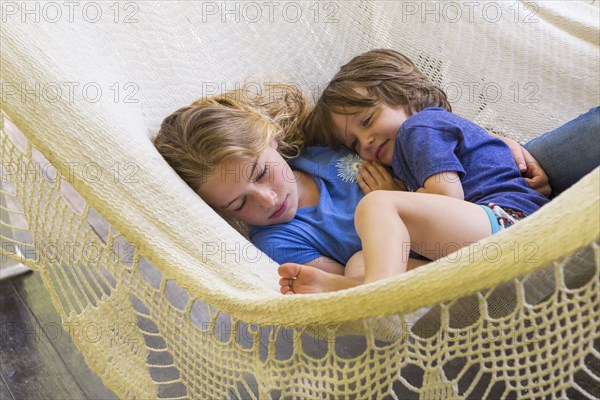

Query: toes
278;263;302;279
279;277;292;287
279;276;297;294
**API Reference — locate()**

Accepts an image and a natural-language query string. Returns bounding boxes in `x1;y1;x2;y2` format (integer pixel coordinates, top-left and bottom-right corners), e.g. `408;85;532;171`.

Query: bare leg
278;253;429;294
344;251;366;281
354;191;491;284
344;251;428;282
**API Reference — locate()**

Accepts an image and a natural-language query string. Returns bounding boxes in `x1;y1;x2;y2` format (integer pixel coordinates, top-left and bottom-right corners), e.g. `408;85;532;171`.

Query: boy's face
199;141;300;226
330;103;409;166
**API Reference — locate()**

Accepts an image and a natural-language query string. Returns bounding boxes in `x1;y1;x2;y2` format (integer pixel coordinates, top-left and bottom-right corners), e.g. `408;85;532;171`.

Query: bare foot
278;263;360;294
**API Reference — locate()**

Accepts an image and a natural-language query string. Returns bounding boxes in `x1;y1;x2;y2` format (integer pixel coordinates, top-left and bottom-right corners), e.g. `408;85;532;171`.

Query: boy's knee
356;191;396;218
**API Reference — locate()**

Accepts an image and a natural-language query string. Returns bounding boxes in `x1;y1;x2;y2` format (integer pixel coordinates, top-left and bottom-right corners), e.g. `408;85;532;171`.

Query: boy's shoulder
403;107;483;134
406;107;459;125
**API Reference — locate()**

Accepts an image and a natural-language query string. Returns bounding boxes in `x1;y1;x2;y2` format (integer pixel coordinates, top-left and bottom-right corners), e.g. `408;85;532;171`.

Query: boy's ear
270;139;279;149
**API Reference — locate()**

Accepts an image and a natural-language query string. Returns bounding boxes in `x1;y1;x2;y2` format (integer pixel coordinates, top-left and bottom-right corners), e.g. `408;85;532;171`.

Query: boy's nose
359;134;374;150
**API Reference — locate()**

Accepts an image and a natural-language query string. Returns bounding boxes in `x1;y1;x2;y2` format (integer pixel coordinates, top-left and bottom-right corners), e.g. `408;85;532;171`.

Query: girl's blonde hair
153;83;307;193
304;48;451;148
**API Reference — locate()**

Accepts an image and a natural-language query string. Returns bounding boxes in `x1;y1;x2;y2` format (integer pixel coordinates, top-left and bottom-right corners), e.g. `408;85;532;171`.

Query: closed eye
233;197;246;212
350;138;358;151
362;113;372;127
233;165;270;212
255;164;269;181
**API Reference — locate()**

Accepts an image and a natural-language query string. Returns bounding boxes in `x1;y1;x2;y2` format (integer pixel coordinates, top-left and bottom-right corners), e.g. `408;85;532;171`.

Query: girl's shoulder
292;146;368;194
291;146;356;179
300;146;354;161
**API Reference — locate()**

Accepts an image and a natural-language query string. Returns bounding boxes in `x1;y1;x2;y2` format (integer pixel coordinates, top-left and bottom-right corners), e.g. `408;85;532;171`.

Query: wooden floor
2;117;598;399
0;116;394;399
0;117;351;399
1;118;118;399
0;271;118;399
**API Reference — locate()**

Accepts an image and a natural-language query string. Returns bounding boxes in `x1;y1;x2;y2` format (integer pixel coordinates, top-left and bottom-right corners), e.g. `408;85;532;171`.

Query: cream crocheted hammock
1;1;599;398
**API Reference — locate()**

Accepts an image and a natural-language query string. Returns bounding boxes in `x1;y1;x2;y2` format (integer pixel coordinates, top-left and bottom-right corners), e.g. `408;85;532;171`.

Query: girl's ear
270;139;279;149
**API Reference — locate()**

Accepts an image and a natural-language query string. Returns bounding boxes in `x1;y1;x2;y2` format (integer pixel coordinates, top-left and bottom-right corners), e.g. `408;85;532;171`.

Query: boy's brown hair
304;48;451;148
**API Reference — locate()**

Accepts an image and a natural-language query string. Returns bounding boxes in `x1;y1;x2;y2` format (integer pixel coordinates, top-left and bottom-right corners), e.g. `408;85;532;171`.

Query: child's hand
495;134;551;197
521;150;551;197
357;161;407;193
496;135;528;172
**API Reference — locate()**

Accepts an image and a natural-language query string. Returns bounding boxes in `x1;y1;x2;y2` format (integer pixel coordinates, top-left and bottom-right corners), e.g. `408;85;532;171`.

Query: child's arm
416;171;464;199
491;134;551;197
357;161;407;193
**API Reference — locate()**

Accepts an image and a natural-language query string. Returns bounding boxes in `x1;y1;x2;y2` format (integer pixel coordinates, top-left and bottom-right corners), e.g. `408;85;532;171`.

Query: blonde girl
154;84;431;293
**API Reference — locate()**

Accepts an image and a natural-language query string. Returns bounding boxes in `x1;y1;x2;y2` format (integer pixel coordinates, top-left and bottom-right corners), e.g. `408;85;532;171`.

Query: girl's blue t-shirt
249;146;364;265
391;107;549;216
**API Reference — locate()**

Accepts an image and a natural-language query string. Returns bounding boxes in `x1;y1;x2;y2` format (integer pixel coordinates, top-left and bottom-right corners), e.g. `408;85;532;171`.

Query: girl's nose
256;188;277;208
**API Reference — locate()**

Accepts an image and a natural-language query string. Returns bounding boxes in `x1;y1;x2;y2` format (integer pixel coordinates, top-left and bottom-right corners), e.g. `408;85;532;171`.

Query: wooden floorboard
11;272;118;400
1;115;369;398
1;114;380;398
0;277;87;399
0;374;15;400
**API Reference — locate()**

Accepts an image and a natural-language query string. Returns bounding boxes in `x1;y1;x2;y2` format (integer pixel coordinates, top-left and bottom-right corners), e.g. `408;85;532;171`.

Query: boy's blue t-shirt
249;147;364;265
391;107;549;215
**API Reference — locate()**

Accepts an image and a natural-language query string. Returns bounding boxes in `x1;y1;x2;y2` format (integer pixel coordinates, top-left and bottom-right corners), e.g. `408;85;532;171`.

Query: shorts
480;203;527;234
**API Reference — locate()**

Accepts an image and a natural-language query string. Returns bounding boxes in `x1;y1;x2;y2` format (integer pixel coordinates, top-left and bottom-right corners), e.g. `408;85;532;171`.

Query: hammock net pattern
1;1;599;398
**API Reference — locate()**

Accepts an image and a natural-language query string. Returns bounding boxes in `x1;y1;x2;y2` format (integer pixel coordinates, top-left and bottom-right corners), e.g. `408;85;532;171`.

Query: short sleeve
397;125;465;188
251;229;322;265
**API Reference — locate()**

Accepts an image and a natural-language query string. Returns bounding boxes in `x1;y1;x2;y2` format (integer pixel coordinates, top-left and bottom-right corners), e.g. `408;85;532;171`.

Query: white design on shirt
335;153;364;182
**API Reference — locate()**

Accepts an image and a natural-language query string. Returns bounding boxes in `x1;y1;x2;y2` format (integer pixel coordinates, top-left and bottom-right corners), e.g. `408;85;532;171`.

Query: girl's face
199;141;300;226
330;103;409;166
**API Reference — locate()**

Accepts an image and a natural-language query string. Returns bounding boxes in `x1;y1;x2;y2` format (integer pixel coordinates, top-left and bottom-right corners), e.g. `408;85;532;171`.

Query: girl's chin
275;211;295;224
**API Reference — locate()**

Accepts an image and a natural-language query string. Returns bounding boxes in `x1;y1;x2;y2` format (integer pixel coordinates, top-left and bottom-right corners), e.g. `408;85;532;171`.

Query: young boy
277;49;549;293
